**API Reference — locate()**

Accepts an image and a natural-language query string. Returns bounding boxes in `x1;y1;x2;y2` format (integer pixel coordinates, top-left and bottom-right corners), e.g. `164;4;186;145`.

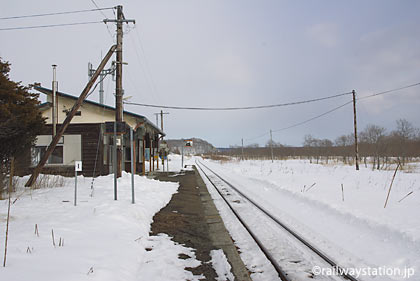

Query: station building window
32;145;64;165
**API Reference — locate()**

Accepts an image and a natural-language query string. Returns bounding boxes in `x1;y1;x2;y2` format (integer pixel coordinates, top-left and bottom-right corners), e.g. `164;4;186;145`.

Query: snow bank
0;172;202;281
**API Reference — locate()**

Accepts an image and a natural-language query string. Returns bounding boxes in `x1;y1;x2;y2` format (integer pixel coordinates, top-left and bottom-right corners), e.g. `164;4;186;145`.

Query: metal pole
182;145;184;169
52;65;57;137
270;129;274;163
115;5;124;178
241;138;244;161
142;135;146;176
74;169;77;206
3;157;14;267
130;127;135;204
352;90;360;170
99;71;104;105
114;122;118;200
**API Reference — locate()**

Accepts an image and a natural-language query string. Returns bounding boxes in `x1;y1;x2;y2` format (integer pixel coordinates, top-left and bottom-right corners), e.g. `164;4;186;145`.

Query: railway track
196;159;359;281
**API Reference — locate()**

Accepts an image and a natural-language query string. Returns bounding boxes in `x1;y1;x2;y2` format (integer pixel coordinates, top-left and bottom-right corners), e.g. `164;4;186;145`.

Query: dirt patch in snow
151;170;218;280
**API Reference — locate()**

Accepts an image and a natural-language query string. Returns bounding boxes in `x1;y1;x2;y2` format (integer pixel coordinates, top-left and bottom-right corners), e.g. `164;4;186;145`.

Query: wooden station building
29;85;164;177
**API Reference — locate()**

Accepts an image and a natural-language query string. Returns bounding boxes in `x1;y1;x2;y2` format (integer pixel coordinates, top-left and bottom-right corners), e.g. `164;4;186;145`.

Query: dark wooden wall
39;123;105;177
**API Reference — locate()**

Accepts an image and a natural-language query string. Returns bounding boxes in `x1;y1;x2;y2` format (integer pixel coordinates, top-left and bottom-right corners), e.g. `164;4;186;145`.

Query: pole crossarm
25;45;117;187
103;19;135;24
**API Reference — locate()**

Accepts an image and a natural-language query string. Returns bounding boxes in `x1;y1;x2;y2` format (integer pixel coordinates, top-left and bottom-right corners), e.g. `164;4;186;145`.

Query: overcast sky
2;0;420;147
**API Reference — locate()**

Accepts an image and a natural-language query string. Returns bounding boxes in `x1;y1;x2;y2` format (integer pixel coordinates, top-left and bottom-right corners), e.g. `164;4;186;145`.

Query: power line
244;81;420;140
127;28;159;103
243;100;352;142
124;91;352;111
0;7;114;20
0;21;102;31
134;26;162;102
358;82;420;101
245;132;269;142
89;0;115;40
90;0;110;19
273;100;352;133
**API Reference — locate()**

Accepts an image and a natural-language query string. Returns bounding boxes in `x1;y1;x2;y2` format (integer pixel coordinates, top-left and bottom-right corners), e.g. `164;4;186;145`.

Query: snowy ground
0;157;228;281
198;157;419;281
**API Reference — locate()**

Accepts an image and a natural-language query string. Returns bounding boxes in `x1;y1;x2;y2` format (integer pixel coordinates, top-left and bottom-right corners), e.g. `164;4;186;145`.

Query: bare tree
360;124;386;169
392;119;416;165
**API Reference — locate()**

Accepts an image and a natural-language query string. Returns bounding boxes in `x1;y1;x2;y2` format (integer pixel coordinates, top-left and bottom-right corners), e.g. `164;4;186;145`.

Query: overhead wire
88;0;115;40
127;27;160;104
0;21;102;31
133;25;162;102
0;7;114;20
358;82;420;101
124;91;352;110
273;100;353;133
245;132;270;142
244;80;420;142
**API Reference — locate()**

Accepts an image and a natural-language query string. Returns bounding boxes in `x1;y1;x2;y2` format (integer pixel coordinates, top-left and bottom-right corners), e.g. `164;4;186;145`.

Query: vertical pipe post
142;135;146;176
130;127;135;204
113;122;118;200
52;64;57;137
241;138;244;161
270;129;274;163
99;71;104;105
74;168;77;206
115;5;124;178
182;145;184;168
3;157;14;267
352;90;360;170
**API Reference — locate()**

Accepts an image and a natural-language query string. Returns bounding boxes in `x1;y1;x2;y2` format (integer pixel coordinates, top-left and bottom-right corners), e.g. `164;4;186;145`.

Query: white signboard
185;140;193;147
75;161;82;172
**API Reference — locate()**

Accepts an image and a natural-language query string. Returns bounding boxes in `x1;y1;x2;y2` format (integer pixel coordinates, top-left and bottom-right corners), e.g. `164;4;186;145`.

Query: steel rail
197;160;358;281
195;161;291;281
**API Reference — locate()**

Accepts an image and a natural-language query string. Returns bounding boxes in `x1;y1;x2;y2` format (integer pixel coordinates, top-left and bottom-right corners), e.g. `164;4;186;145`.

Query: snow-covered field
199;158;419;281
0;167;209;281
2;155;418;281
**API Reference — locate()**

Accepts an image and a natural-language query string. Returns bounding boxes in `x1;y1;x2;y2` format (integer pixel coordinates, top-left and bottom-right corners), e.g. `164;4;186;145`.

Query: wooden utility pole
104;5;135;177
154;110;169;131
25;45;117;187
270;129;274;163
160;110;169;132
352;90;360;170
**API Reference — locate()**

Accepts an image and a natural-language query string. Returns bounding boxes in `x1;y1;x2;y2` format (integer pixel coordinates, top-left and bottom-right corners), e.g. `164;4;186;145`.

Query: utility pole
51;65;58;137
104;5;135;177
160;110;169;132
154;110;169;131
352;90;360;170
270;129;274;163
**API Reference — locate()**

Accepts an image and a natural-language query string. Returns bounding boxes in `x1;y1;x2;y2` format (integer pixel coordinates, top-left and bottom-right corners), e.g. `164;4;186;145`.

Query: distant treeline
214;119;420;169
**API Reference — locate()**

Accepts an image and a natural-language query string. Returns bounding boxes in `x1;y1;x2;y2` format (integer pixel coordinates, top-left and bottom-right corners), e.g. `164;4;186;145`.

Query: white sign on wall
75;161;82;172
